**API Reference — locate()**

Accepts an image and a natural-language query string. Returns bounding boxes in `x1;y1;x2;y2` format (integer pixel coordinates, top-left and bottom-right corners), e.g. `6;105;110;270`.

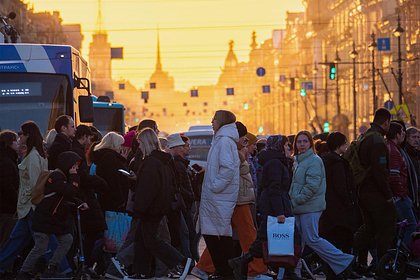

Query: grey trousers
295;211;354;275
20;232;73;273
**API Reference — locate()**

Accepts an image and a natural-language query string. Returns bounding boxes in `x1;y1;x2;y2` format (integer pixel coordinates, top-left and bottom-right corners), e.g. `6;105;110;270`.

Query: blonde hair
94;132;124;152
137;128;161;156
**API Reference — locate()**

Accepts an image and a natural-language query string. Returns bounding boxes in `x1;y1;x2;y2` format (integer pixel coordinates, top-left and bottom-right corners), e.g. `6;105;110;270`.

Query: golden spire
156;29;162;71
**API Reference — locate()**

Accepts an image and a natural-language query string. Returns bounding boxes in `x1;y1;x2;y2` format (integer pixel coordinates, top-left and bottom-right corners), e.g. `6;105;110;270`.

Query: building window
203;102;208;106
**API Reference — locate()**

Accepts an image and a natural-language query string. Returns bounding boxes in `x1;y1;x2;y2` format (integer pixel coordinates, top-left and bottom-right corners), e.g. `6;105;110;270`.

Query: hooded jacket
93;148;130;212
0;147;19;214
257;149;292;217
32;151;83;235
199;123;240;236
289;149;326;215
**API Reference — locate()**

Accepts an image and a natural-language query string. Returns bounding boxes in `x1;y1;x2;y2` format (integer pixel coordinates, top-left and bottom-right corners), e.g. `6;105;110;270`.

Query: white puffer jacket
199;123;240;236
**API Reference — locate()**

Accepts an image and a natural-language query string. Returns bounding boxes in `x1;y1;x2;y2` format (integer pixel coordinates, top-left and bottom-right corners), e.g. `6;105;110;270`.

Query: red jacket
387;140;408;198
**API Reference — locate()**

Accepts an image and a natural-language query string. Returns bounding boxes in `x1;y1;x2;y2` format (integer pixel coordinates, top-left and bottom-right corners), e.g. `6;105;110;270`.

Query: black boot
228;252;253;280
42;264;59;278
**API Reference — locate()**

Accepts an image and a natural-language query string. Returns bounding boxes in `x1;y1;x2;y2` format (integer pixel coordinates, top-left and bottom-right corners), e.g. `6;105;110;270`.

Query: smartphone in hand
118;169;131;176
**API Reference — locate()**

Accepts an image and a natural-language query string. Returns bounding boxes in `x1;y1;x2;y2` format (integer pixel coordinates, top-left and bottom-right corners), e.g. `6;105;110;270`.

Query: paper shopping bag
267;216;295;256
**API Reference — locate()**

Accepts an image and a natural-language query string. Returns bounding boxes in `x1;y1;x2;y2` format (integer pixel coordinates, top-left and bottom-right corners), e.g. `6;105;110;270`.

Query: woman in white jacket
199;110;240;280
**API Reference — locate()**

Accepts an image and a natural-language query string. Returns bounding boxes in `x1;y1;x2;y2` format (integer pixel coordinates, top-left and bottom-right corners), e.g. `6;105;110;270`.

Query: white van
182;126;213;167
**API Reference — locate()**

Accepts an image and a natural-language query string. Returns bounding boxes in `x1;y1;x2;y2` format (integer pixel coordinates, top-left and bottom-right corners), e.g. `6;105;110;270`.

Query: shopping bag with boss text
267;216;295;256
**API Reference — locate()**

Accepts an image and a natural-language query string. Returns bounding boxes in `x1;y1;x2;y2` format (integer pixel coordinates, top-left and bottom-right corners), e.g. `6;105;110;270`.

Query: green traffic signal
300;88;307;97
323;122;330;133
329;63;336;80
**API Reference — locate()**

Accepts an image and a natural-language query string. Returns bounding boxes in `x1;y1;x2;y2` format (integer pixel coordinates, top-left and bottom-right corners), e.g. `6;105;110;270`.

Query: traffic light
329;63;336;80
243;102;249;110
323;122;330;133
300;88;307;97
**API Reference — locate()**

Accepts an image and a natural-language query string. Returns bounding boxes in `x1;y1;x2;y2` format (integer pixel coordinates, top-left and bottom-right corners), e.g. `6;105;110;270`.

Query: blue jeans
0;211;70;273
295;211;354;275
395;197;417;246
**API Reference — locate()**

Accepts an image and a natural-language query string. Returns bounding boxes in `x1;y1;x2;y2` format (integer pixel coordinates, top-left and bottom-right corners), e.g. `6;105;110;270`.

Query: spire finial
156;28;162;71
95;0;104;33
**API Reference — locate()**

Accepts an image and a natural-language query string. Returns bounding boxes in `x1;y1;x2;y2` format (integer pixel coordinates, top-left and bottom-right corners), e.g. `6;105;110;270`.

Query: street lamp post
349;41;358;140
368;32;377;113
322;54;328;121
313;63;319;124
393;14;405;105
334;49;341;114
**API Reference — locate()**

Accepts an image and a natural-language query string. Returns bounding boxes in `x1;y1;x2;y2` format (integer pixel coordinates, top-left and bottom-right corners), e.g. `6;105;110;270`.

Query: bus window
0;73;70;134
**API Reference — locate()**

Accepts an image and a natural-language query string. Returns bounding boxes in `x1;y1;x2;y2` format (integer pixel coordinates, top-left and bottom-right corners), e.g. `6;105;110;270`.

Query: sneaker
42;264;60;278
247;274;274;280
123;273;153;280
167;269;181;279
112;257;129;277
105;258;129;280
177;258;193;280
191;267;209;280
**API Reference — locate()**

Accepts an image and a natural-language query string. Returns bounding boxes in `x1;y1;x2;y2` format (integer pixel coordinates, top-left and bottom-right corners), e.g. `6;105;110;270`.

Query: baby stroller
377;219;420;280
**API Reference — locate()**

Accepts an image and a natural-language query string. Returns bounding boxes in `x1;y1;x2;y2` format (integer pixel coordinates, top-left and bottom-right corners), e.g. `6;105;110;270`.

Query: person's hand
69;164;79;175
277;215;286;223
120;147;130;159
78;203;89;211
128;171;137;181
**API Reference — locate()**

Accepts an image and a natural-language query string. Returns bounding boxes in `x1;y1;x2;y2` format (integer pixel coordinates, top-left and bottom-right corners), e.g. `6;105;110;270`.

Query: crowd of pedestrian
0;107;419;280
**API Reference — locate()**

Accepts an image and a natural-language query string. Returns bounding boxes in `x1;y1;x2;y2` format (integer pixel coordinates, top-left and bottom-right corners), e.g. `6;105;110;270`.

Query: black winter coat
173;155;194;209
48;133;72;170
0;147;19;214
320;152;360;233
134;150;177;221
359;123;392;200
71;141;108;232
257;150;293;218
93;148;130;212
32;152;83;235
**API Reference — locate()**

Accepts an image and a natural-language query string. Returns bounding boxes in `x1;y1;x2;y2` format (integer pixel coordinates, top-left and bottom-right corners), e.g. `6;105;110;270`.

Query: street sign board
377;38;391;51
256;67;266;77
262;85;270;93
384;100;394;110
301;81;313;90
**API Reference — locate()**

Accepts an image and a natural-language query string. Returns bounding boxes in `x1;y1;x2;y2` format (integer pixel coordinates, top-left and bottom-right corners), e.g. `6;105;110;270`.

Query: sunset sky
30;0;304;91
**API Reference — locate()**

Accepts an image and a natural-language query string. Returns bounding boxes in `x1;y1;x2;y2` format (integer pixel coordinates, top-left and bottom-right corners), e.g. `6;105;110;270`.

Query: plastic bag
267;216;295;256
103;211;132;253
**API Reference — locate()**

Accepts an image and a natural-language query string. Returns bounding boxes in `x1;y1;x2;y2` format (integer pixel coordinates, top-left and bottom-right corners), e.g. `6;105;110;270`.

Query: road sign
301;81;313;90
384;100;394;110
256;67;266;77
262;85;270;93
190;89;198;97
226;88;234;95
390;103;410;121
377;38;391;51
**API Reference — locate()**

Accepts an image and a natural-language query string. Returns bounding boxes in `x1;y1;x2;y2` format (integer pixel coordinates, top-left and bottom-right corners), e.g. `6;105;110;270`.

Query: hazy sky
30;0;304;91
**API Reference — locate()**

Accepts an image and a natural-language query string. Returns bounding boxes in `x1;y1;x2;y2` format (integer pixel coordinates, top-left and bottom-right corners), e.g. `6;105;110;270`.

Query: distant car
188;125;213;131
182;128;213;167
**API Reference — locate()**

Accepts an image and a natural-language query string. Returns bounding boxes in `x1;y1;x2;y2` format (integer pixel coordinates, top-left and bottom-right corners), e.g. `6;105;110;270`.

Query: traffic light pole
324;54;328;122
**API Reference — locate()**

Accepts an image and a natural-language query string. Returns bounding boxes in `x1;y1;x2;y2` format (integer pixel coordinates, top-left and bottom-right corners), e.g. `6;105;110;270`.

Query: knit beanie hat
235;121;248;138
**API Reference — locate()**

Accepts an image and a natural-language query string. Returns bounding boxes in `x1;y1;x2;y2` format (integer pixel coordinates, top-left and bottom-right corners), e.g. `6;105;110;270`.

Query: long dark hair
21;121;46;158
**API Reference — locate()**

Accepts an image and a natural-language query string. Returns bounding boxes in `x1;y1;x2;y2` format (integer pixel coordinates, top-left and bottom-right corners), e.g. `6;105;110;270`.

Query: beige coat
17;149;48;219
237;159;256;205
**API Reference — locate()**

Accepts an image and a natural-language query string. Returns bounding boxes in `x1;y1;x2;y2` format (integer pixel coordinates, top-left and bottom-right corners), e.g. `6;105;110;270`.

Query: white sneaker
191;267;208;280
247;274;274;280
111;257;129;276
